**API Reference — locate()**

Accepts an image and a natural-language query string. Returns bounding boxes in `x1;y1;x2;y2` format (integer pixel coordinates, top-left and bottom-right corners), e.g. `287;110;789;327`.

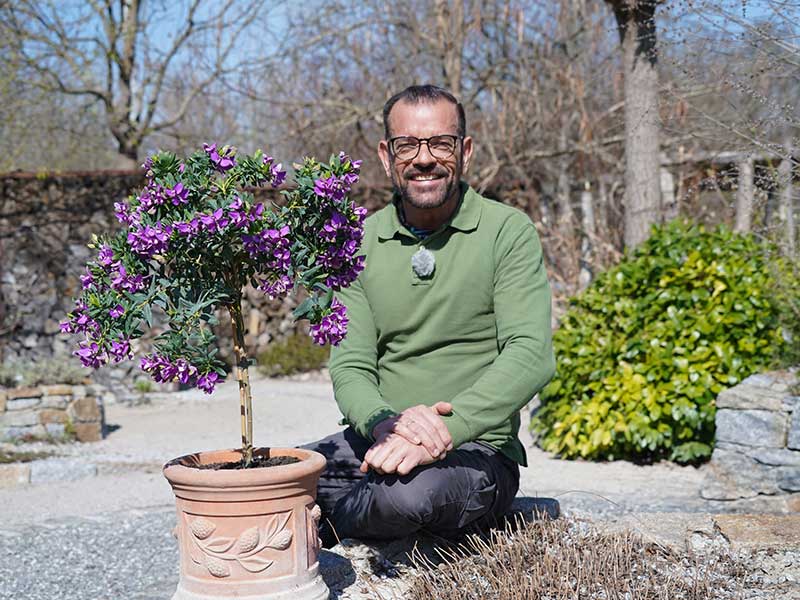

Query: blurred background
1;0;797;290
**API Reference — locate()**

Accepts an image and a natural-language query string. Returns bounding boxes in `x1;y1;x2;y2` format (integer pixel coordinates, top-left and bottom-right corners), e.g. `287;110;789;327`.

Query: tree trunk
579;181;595;291
660;166;677;221
609;0;662;249
735;157;754;233
778;143;796;255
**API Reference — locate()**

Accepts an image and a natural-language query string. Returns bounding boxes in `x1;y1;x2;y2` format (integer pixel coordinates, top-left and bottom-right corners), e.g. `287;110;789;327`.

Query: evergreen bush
532;220;799;463
257;333;329;377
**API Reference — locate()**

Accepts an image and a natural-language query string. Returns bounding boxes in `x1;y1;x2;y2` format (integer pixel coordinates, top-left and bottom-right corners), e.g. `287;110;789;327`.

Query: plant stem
229;300;254;468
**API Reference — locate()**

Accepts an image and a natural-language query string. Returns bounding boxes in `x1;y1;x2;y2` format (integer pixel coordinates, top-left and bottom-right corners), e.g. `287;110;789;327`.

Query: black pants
301;427;520;544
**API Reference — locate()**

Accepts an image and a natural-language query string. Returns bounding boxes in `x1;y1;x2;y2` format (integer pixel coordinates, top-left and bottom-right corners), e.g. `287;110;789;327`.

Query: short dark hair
382;85;466;139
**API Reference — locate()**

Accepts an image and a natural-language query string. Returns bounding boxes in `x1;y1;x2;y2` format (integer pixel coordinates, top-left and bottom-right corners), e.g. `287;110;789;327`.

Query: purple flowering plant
63;145;365;466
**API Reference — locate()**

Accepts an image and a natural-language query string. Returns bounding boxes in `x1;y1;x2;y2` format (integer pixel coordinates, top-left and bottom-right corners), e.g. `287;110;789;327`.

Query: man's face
378;100;473;211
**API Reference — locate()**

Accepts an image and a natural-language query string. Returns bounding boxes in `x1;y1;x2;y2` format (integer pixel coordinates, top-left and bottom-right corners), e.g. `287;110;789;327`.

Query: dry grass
408;516;747;600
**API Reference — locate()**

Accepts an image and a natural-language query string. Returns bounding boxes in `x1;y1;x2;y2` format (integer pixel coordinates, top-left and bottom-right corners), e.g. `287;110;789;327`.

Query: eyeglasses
388;135;461;161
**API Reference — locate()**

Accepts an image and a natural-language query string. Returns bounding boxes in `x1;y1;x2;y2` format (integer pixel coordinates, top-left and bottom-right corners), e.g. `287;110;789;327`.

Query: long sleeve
329;275;398;440
440;221;556;448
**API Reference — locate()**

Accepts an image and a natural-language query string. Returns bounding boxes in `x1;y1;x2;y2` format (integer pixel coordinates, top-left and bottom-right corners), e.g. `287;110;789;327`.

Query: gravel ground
0;509;178;600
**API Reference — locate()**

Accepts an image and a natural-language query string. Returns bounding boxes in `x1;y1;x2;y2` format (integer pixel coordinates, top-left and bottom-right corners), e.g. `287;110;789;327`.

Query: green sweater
329;183;555;466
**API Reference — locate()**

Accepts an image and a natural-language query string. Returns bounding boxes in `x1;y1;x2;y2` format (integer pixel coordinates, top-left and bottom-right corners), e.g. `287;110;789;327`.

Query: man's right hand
372;402;453;458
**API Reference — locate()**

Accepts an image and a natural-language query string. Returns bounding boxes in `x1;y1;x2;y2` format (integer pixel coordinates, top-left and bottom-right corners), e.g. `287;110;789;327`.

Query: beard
391;160;462;210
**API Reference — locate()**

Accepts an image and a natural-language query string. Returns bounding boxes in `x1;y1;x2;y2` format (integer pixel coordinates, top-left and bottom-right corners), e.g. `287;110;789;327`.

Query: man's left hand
360;432;440;476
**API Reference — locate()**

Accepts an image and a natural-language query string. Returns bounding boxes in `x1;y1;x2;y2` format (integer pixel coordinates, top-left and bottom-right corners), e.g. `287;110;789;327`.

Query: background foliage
532;220;800;463
257;333;329;377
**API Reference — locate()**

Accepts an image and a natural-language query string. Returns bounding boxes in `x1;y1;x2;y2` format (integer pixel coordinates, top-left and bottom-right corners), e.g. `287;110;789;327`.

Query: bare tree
1;0;277;167
605;0;663;249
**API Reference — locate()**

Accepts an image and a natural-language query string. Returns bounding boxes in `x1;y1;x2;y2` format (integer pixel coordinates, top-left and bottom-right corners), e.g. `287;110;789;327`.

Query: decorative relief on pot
307;503;323;568
186;511;294;578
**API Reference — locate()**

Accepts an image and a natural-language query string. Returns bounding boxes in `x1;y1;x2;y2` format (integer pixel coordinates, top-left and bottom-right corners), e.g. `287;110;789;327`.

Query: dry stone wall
0;383;106;442
0;170;390;398
702;369;800;505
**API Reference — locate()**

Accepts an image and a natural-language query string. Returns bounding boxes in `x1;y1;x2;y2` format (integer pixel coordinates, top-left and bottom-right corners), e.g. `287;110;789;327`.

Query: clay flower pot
163;447;329;600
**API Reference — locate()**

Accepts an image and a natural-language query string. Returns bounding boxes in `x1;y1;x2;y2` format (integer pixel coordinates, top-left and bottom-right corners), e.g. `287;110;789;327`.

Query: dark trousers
301;427;520;544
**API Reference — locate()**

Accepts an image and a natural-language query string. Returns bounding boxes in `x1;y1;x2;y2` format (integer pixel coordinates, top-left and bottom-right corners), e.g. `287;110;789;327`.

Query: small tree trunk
735;157;754;233
779;144;796;255
230;302;254;467
660;166;677;221
579;181;595;291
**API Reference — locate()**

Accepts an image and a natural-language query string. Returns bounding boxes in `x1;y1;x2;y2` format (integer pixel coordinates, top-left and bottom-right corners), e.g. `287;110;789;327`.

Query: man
303;84;554;545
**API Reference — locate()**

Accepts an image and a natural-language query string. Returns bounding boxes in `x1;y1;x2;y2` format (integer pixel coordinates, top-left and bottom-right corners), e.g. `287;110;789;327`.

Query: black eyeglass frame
387;134;463;161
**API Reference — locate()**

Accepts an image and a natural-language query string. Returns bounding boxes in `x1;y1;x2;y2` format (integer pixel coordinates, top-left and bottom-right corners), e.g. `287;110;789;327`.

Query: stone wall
702;369;799;507
0;383;106;442
0;170;390;397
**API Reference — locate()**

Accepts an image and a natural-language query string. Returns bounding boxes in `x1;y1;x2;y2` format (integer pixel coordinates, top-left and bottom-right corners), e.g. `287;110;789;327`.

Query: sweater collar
377;181;482;240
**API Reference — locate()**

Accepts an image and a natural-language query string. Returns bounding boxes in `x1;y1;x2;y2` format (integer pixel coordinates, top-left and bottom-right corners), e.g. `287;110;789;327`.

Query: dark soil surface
196;455;301;470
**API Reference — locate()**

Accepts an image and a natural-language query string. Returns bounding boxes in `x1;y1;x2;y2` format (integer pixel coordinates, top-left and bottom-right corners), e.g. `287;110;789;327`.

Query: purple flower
110;264;147;293
199;208;230;233
174;218;200;238
165;182;189;206
127;223;171;257
258;274;293;299
227;197;250;228
262;155;286;187
197;372;219;394
80;268;95;290
114;202;131;224
59;320;73;334
75;341;106;369
203;143;236;172
310;298;349;346
339;151;363;173
97;245;114;268
109;304;125;318
175;359;199;385
109;339;132;363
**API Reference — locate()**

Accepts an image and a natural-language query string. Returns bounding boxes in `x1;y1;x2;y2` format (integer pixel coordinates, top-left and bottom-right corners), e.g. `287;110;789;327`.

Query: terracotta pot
163;447;329;600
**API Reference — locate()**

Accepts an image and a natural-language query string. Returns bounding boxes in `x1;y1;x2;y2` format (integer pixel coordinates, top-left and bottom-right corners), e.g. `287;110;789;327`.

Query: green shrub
257;333;329;377
532;220;799;464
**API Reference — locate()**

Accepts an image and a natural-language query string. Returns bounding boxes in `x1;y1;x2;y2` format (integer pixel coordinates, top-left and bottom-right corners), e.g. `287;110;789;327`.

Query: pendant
411;246;435;278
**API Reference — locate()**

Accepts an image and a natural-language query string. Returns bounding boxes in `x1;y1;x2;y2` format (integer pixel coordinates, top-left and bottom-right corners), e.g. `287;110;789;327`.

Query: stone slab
0;463;30;488
68;397;101;422
5;387;42;400
0;409;40;427
38;409;67;425
40;395;69;409
789;410;800;450
740;373;776;388
777;467;800;492
41;384;74;396
716;384;785;411
29;458;97;484
713;514;800;550
73;422;102;442
1;424;47;441
44;423;66;437
700;449;779;499
715;409;788;448
5;397;41;411
749;447;800;467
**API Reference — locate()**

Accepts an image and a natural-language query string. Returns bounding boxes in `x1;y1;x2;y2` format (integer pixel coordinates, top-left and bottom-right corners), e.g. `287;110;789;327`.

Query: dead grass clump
409;516;746;600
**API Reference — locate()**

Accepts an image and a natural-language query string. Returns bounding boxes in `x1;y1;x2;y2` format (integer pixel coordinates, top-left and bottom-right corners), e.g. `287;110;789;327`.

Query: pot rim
162;446;326;488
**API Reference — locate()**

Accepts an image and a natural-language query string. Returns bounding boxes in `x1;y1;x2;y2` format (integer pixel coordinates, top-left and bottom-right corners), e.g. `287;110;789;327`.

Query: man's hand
372;402;454;458
360;432;439;476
